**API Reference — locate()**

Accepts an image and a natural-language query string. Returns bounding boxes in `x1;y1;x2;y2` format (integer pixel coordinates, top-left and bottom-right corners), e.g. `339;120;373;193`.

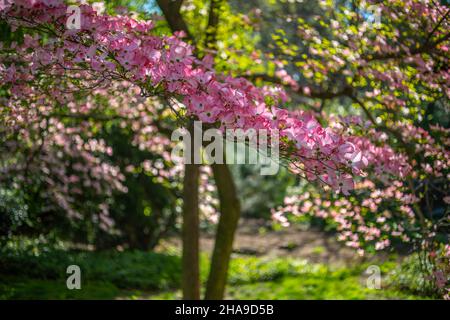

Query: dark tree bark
156;0;192;39
182;121;201;300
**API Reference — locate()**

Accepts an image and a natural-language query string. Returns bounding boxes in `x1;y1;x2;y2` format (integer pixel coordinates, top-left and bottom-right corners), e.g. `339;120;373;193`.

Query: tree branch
156;0;192;39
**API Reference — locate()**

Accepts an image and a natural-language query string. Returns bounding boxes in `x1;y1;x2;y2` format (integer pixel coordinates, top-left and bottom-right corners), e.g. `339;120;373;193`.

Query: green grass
225;275;423;300
150;259;426;300
0;239;434;300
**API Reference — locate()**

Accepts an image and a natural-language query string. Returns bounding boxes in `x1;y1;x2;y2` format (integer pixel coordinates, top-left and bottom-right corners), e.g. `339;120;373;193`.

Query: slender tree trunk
155;1;200;300
203;0;242;300
182;121;200;300
156;0;241;300
205;163;241;300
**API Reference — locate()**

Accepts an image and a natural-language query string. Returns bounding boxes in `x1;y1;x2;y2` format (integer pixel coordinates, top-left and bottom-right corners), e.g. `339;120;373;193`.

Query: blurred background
0;0;448;299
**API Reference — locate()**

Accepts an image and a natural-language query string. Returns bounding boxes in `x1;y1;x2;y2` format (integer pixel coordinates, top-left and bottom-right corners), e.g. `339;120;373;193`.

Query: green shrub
387;254;438;298
0;239;181;291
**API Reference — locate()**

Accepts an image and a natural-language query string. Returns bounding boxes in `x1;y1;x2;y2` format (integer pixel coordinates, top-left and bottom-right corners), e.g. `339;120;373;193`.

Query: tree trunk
205;163;241;300
155;0;241;300
154;1;200;300
182;121;200;300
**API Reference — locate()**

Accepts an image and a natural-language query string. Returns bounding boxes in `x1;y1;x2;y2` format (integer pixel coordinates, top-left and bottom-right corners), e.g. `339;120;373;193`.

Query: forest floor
156;218;393;266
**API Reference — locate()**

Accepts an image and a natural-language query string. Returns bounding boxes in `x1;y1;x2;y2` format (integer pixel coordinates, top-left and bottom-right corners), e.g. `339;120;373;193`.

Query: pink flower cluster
0;114;127;228
0;0;367;191
272;179;418;256
273;120;449;257
349;133;411;178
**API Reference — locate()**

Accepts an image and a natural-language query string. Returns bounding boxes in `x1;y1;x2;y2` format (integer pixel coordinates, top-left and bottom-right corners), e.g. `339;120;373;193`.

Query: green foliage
232;165;296;219
0;188;28;243
387;254;439;298
181;0;268;76
96;125;180;250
